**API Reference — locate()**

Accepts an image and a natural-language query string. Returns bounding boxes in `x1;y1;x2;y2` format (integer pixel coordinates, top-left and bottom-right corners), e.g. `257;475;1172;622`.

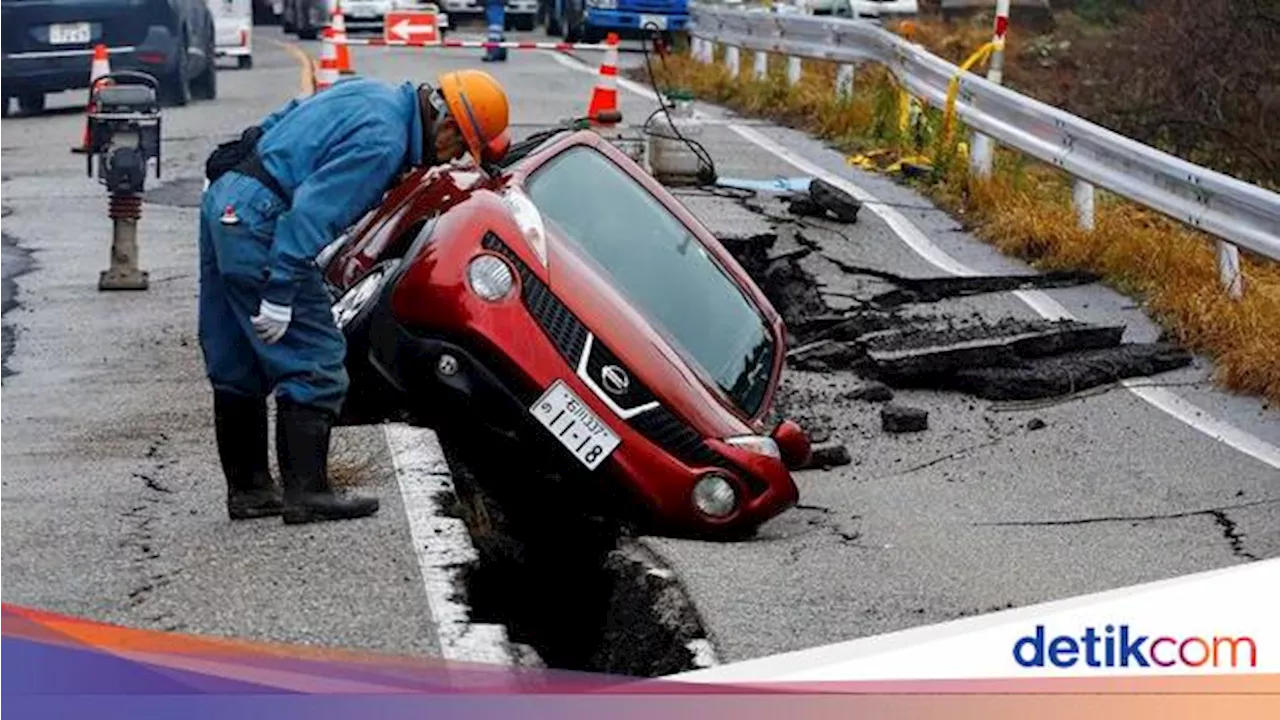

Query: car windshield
526;146;775;418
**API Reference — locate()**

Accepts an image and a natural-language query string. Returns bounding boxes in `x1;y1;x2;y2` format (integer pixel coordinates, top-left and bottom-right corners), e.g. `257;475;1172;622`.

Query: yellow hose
940;41;996;151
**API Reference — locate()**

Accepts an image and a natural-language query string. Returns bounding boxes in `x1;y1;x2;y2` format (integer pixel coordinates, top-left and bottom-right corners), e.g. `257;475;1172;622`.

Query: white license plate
638;14;668;31
530;380;619;471
345;3;379;17
49;22;92;45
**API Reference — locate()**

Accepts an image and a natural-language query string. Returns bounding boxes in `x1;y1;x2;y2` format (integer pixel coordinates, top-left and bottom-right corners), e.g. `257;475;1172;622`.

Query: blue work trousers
197;173;348;415
485;2;508;62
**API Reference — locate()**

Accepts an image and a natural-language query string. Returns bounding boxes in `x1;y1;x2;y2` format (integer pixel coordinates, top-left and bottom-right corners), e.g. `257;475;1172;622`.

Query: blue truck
543;0;688;43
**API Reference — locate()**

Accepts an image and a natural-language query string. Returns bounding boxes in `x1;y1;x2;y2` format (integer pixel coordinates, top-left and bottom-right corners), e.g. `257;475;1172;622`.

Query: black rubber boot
214;391;283;520
276;399;379;525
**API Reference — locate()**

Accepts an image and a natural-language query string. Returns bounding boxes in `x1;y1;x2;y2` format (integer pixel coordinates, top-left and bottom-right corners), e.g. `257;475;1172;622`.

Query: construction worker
483;0;508;62
198;71;511;524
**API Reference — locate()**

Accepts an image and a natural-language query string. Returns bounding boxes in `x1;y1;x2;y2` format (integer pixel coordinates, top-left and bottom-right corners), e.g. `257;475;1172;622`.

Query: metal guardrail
688;6;1280;295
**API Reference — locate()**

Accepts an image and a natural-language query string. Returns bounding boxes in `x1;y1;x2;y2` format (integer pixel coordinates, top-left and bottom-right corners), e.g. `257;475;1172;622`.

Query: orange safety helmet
437;69;511;166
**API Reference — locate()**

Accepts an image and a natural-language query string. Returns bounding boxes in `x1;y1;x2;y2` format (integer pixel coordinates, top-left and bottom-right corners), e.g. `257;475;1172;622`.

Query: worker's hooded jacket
254;78;425;307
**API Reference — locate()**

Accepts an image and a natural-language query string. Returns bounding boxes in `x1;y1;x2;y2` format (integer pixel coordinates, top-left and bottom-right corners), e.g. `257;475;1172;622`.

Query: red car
321;129;811;538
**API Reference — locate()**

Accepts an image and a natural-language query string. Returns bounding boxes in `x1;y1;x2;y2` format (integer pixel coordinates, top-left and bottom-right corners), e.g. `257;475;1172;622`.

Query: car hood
531;224;764;441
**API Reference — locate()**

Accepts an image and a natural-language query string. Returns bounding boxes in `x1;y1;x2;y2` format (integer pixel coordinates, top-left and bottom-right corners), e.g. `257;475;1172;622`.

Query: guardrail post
726;45;740;77
787;56;802;86
692;37;705;64
1217;241;1244;299
753;50;768;80
1072;179;1096;232
970;0;1010;179
836;63;855;99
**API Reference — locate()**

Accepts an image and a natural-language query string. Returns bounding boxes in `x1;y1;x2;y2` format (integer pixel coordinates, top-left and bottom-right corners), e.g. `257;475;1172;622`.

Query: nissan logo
600;365;630;396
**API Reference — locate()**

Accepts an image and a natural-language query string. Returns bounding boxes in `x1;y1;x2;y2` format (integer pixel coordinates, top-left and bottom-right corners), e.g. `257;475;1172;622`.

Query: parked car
1;0;218;113
440;0;535;32
546;0;690;43
320;129;811;539
208;0;253;68
252;0;283;23
285;0;449;39
808;0;918;18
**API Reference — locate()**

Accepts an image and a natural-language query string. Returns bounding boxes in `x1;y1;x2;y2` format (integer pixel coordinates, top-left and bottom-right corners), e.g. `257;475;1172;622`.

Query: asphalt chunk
802;442;854;470
882;404;930;434
948;344;1194;400
863;319;1126;381
841;381;895;403
788;340;865;373
869;271;1099;307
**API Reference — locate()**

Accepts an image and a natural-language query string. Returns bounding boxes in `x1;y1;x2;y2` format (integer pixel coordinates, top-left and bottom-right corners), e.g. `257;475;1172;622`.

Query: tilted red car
321;128;811;538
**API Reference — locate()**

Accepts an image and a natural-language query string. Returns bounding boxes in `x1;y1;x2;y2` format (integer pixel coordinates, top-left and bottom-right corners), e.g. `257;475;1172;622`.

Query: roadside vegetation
639;0;1280;403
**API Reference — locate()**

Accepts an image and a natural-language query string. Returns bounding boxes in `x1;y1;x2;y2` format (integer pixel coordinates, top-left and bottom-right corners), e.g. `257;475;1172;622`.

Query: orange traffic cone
72;44;112;153
330;1;354;75
315;28;339;91
586;33;621;125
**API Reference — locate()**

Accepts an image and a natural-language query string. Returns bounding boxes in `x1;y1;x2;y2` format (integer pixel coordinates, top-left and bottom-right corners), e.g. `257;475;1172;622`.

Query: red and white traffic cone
330;1;354;75
586;32;621;126
72;44;112;153
315;28;339;91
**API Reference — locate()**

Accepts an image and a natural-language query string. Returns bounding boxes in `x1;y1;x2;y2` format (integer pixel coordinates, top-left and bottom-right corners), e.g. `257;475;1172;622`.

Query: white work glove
251;300;292;345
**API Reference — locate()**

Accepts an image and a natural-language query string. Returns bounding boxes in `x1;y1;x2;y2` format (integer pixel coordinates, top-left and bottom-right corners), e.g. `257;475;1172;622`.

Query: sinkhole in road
437;432;714;676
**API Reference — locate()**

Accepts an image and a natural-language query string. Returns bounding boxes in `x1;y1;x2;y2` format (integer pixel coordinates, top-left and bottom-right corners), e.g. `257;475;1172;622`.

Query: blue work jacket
252;78;425;306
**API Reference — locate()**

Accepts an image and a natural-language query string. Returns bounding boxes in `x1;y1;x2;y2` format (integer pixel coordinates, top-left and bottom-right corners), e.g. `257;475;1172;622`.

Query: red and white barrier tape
334;37;615;52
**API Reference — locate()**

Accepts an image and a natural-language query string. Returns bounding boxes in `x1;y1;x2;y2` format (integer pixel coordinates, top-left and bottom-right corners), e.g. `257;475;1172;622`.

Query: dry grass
641;51;1280;404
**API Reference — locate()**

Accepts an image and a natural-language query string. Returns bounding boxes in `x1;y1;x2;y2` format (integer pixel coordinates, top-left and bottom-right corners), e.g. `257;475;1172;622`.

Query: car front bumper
2;25;178;95
214;24;252;56
584;9;689;31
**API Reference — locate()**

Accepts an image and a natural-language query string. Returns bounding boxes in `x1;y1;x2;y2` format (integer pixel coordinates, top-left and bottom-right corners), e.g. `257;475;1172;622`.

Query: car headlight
725;435;781;459
692;474;737;518
467;255;515;301
586;0;617;9
331;263;392;329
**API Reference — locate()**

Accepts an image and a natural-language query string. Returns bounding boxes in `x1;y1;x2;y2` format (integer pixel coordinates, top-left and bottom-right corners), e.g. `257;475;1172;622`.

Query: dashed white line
550;50;1280;472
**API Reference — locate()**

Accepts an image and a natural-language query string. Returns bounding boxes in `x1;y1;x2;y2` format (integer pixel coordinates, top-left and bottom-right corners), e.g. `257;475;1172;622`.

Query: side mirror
772;419;812;470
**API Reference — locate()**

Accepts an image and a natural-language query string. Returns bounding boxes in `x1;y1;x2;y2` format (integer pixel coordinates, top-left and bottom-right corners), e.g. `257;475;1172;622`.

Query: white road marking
549;50;1280;472
686;638;720;669
383;423;516;664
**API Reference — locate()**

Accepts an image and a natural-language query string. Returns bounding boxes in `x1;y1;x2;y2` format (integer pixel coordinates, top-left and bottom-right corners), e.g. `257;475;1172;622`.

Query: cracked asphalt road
637;117;1280;662
1;33;445;652
3;24;1278;669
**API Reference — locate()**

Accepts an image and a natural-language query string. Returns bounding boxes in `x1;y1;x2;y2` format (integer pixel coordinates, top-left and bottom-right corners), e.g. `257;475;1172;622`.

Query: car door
172;0;206;72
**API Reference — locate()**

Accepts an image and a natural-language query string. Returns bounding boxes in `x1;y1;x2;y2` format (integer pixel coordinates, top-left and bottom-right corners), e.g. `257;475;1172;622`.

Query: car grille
628;406;723;467
480;233;733;471
483;233;587;363
583;335;657;414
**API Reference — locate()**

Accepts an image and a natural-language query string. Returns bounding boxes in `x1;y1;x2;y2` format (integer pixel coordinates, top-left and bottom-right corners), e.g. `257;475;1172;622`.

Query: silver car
284;0;450;39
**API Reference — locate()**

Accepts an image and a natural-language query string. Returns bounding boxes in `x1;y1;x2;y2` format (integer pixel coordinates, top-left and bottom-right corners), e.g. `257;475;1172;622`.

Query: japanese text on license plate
529;381;620;471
